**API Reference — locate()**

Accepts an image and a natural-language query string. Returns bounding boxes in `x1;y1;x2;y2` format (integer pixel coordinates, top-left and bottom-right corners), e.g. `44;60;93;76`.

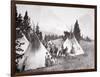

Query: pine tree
74;20;81;42
23;11;31;32
23;11;31;41
16;14;23;39
35;23;43;41
36;23;40;34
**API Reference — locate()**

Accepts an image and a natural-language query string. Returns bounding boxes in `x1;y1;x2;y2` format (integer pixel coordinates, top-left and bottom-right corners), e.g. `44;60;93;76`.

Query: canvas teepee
17;30;48;71
63;26;84;56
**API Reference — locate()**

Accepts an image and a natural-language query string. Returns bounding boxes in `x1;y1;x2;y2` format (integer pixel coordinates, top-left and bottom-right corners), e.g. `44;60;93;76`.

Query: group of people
44;40;68;67
47;41;58;56
44;41;59;67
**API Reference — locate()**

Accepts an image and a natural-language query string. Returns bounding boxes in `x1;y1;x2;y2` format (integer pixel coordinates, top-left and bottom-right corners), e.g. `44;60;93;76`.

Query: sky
16;4;95;39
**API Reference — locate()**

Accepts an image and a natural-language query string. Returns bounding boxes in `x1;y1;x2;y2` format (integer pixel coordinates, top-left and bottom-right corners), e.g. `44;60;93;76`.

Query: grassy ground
23;40;95;73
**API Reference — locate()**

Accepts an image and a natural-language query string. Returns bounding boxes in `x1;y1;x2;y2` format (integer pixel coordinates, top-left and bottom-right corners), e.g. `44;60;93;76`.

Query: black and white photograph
12;1;97;76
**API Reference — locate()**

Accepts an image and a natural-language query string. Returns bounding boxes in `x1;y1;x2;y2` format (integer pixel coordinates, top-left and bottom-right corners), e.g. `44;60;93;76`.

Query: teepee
63;35;84;56
17;30;48;71
63;25;84;56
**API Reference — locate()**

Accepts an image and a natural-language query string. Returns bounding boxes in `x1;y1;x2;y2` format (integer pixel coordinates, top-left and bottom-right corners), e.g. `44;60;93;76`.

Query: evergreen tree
36;23;40;34
39;32;43;41
23;11;31;33
35;23;43;41
16;14;23;39
44;35;47;42
74;20;81;42
23;11;32;41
